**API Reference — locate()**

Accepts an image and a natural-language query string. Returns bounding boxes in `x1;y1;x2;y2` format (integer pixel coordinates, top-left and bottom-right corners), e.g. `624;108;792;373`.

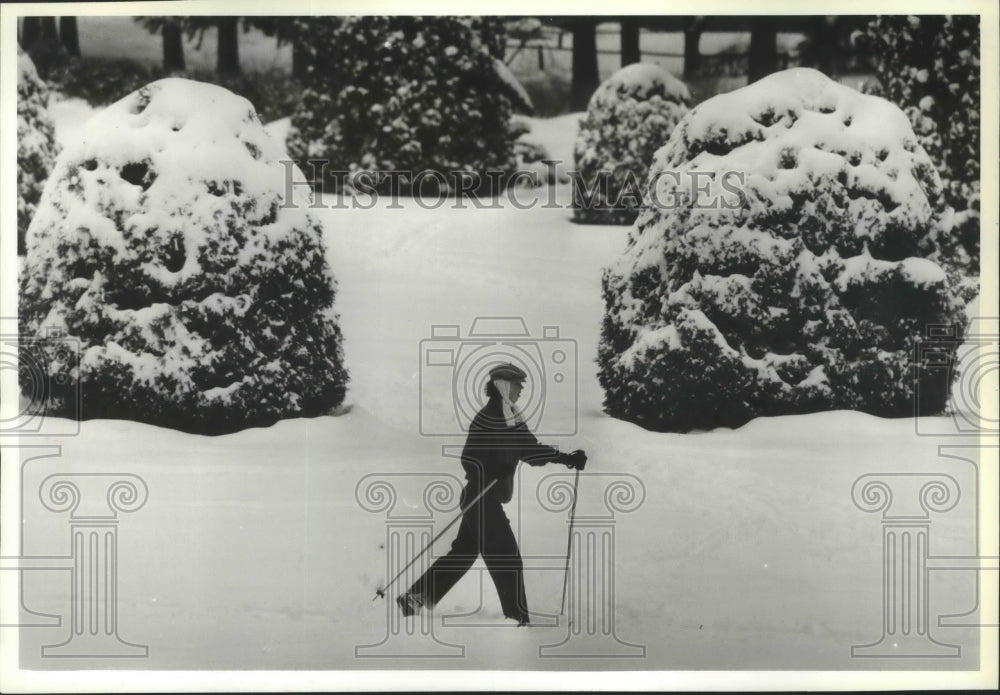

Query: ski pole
559;468;581;616
373;478;498;601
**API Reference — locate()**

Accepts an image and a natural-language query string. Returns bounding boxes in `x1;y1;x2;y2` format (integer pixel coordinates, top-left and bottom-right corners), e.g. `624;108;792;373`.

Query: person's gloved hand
563;449;587;470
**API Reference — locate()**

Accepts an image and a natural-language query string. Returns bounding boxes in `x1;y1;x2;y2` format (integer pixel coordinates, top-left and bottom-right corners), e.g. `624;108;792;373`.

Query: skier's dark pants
409;484;529;622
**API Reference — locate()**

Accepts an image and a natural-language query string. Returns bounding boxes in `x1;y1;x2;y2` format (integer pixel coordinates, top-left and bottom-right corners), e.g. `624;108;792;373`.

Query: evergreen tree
598;69;965;432
17;45;58;256
287;16;520;195
20;79;348;434
859;15;980;273
573;63;690;225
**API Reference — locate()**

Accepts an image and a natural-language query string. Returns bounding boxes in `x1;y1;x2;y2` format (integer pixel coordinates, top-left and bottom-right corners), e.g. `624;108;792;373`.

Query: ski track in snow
15;106;983;672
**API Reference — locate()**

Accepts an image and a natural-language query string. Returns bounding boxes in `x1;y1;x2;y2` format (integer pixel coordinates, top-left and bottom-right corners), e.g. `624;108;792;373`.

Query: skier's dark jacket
461;396;563;503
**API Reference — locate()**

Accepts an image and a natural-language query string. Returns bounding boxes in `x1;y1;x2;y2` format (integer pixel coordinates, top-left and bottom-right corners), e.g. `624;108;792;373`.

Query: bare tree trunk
39;16;59;43
163;19;185;71
571;20;599;111
683;20;702;81
620;19;640;67
811;16;836;75
21;17;41;47
292;41;307;79
59;16;81;57
216;17;240;75
748;16;778;84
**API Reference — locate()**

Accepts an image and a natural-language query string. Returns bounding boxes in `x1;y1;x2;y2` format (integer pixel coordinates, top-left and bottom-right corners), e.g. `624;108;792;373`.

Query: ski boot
396;591;424;617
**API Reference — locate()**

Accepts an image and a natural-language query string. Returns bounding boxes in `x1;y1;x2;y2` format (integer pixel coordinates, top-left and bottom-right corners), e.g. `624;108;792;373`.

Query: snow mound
17;44;58;256
19;78;348;435
599;68;965;432
512;112;582;184
598;61;691;103
573;62;690;225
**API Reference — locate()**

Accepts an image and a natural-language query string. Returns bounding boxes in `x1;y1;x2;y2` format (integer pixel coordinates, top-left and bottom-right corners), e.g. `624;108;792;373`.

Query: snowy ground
9;101;993;675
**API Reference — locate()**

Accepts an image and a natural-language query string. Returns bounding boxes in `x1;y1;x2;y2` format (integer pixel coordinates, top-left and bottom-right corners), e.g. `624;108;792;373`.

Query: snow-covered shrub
287;16;520;195
19;78;348;435
510;115;546;167
45;56;158;109
858;15;980;273
17;45;58;256
599;68;965;432
509;115;569;186
573;63;690;225
494;58;533;115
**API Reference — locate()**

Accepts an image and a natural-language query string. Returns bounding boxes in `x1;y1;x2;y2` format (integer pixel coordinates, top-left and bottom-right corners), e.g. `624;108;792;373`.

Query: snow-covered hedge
19;78;348;435
287;16;520;195
859;15;980;274
598;68;965;432
573;63;690;225
17;44;58;256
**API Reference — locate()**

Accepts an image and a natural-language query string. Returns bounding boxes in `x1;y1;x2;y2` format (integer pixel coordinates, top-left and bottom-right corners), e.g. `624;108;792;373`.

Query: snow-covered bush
287;16;520;195
509;115;547;179
599;68;965;432
17;44;58;256
858;15;980;273
19;78;348;435
493;58;533;115
573;63;690;225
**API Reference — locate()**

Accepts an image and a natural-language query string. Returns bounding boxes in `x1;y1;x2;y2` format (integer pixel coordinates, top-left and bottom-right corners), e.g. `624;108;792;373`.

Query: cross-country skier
397;362;587;625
